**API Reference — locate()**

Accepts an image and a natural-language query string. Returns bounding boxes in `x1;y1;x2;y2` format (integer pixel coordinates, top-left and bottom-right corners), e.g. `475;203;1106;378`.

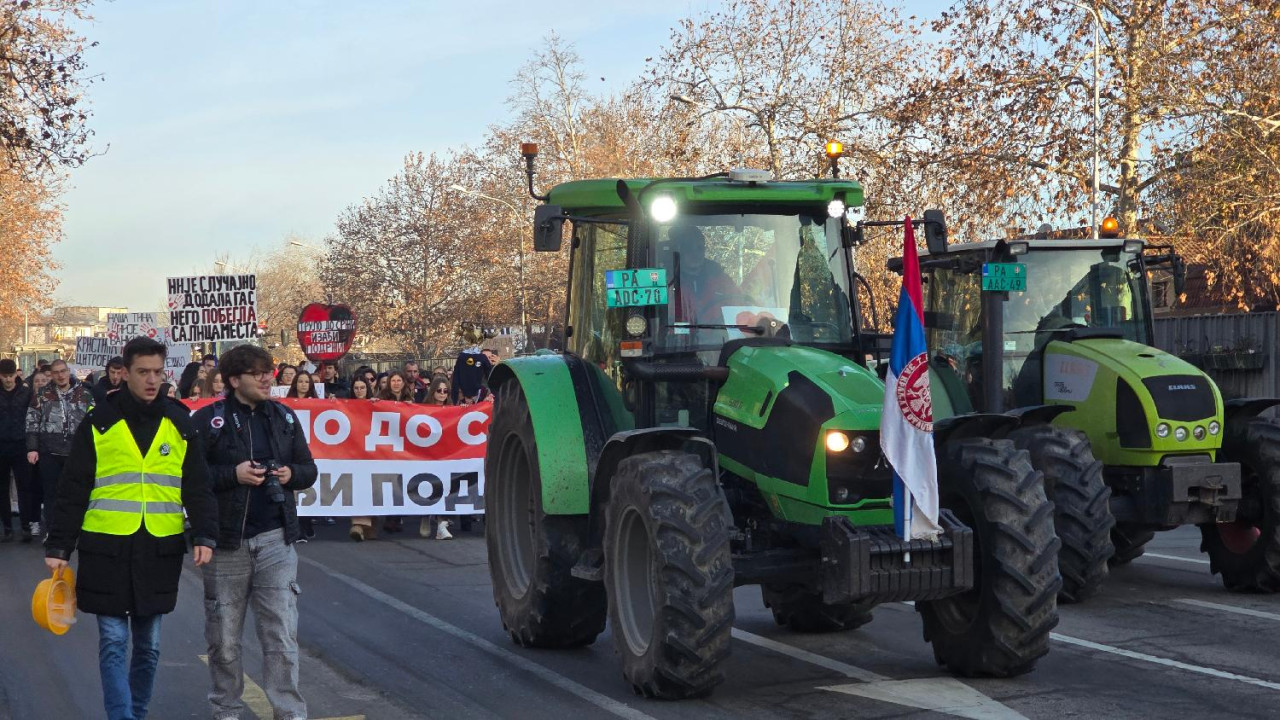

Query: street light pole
1064;0;1102;240
448;185;527;333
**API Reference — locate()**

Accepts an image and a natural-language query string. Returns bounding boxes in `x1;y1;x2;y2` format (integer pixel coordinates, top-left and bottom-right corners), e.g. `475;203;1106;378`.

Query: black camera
252;460;287;504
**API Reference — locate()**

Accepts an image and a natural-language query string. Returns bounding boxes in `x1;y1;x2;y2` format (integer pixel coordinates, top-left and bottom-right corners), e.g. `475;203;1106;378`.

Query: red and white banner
189;398;490;516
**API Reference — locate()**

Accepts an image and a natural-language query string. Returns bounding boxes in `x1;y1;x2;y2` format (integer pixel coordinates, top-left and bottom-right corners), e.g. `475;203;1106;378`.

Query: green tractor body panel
1041;338;1225;466
489;355;592;514
712;344;892;526
549;178;865;215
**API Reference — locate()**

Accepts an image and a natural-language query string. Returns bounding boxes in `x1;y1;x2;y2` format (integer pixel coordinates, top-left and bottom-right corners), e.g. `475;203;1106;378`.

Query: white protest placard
166;274;259;343
163;344;193;385
75;337;118;370
106;312;170;344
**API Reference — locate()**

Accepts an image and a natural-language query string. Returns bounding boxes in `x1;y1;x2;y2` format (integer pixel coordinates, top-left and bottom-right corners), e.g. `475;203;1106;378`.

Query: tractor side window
567;221;629;380
925;267;983;412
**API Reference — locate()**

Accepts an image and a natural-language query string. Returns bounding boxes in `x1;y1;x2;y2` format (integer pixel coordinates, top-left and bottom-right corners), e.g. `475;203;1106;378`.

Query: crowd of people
0;339;504;720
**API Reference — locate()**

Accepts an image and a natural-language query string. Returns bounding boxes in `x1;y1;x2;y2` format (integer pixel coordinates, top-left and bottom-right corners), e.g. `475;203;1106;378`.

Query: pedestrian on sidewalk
44;337;219;720
193;344;317;720
0;360;38;542
27;358;94;530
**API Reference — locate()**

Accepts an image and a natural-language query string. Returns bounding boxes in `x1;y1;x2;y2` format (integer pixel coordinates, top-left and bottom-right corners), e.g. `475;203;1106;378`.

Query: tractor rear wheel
917;438;1060;677
604;450;734;699
1200;418;1280;593
1010;425;1114;603
486;381;606;648
762;584;875;633
1109;524;1155;566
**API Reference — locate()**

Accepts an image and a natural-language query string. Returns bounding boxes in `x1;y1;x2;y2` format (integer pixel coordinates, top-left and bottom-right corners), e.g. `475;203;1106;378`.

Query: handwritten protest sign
74;337;117;369
166;274;259;342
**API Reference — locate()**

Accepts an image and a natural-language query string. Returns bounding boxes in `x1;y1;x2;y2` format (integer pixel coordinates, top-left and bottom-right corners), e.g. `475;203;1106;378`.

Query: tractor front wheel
917;438;1060;677
1200;418;1280;593
762;584;875;633
604;450;735;699
486;381;607;648
1010;425;1114;603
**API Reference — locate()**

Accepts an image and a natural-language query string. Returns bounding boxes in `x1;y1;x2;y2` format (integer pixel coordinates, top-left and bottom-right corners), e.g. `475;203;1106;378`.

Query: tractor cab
921;237;1180;416
541;170;870;434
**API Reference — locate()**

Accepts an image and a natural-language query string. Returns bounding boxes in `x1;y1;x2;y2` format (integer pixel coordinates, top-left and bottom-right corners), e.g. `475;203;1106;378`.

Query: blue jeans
98;614;163;720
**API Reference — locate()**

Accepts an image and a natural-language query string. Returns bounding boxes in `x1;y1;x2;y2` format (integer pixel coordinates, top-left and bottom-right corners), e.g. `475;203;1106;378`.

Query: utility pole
1063;0;1102;240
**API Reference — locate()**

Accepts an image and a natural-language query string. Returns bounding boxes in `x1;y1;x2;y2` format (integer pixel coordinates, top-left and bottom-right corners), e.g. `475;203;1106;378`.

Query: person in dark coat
44;337;218;720
0;359;36;541
192;344;318;720
92;356;126;404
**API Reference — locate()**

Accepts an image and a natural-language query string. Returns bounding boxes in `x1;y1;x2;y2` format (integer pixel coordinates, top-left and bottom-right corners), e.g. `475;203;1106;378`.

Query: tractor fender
586;428;719;549
934;413;1023;444
489;354;610;515
1224;398;1280;427
1006;404;1074;427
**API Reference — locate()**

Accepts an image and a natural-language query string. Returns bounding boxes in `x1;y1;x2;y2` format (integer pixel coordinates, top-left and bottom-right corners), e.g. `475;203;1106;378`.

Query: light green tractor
907;230;1279;598
483;147;1062;699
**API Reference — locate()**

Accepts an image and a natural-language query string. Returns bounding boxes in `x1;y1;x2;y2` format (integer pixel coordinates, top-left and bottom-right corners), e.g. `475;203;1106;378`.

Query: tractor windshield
1006;247;1151;345
652;213;853;352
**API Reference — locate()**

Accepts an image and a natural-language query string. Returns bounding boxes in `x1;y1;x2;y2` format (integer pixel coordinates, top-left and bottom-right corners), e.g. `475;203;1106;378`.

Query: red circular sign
895;353;933;433
297;303;358;362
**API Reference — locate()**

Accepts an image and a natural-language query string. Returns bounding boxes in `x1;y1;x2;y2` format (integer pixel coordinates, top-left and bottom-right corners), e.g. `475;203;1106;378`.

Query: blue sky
58;0;949;310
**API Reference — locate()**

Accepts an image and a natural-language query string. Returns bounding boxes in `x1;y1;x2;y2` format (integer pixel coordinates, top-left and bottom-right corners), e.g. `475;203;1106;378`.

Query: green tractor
906;229;1280;598
483;148;1062;699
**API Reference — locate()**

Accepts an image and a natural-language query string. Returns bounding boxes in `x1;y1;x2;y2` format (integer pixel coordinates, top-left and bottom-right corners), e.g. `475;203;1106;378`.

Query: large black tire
604;450;734;699
762;584;874;633
1109;524;1155;566
486;382;606;648
1200;418;1280;593
1010;425;1114;603
917;439;1061;677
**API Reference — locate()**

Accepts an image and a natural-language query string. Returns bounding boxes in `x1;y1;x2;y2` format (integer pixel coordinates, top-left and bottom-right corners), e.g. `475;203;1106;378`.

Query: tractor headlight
826;431;851;453
1209;421;1220;435
650;196;677;223
1156;423;1171;439
1174;426;1189;442
827;199;846;218
850;436;867;453
1194;425;1206;441
625;314;647;337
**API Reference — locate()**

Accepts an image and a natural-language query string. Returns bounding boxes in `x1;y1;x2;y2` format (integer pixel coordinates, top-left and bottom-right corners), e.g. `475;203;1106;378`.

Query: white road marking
731;628;887;682
733;628;1028;719
1050;633;1280;692
300;556;658;720
1140;552;1211;565
1174;598;1280;623
823;679;1029;720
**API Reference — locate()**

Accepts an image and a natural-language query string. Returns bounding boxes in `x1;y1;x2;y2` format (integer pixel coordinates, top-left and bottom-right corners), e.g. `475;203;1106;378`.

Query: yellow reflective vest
82;417;187;537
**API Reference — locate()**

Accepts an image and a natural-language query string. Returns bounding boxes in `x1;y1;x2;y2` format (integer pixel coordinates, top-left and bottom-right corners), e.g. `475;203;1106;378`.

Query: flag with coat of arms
880;216;943;541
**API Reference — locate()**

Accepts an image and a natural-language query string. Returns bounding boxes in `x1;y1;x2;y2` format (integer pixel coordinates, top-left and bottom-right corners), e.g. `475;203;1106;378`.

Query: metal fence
1154;312;1279;410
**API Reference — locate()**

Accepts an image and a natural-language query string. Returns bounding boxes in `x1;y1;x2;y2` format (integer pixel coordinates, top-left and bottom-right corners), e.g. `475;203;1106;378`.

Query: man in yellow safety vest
45;336;219;720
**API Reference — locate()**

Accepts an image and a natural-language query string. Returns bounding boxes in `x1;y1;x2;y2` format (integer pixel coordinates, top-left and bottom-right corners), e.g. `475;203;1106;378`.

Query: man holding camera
193;345;317;720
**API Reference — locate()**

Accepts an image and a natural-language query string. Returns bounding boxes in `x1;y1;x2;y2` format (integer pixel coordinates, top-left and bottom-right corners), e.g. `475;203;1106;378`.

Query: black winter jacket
191;396;318;550
0;381;31;449
44;390;219;617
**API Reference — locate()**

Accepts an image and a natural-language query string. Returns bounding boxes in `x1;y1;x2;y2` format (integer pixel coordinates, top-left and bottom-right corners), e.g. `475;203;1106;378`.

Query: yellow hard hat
32;566;77;635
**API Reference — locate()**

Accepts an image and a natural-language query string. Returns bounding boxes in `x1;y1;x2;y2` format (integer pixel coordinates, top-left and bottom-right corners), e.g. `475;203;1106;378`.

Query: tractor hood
710;343;891;516
712;343;883;433
1042;336;1224;462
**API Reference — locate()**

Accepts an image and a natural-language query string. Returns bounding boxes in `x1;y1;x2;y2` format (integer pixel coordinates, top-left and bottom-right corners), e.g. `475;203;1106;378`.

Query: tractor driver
667;223;744;325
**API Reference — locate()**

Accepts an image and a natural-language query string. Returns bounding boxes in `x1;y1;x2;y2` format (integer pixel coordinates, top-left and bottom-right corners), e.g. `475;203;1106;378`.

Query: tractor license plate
982;262;1027;292
607;287;669;307
605;268;667;290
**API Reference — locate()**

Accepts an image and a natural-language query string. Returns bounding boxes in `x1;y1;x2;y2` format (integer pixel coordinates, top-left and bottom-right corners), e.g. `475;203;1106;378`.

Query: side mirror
1173;256;1187;296
923;209;947;255
533;204;565;252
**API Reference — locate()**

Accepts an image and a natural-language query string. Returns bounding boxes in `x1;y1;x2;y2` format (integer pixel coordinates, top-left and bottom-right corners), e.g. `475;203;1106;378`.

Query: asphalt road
2;521;1278;720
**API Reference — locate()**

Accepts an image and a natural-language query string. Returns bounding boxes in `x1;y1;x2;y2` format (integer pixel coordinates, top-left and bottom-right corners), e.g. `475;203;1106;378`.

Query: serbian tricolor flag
880;217;942;541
